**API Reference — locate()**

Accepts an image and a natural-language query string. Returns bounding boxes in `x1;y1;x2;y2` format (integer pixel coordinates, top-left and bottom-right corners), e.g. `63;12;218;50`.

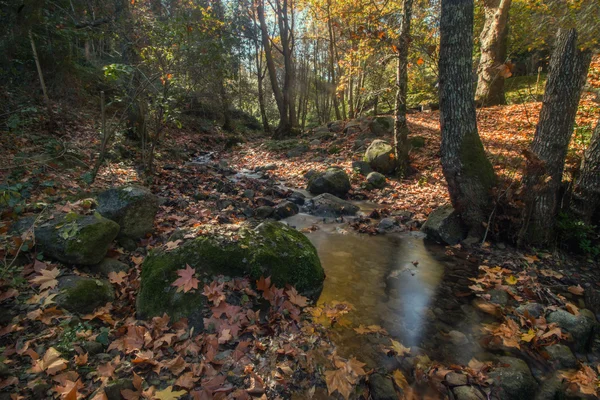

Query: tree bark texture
519;29;591;246
393;0;413;177
439;0;496;237
475;0;511;106
570;118;600;224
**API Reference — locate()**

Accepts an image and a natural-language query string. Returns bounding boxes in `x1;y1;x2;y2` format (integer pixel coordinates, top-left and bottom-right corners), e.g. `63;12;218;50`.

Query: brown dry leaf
171;265;199;293
166;355;188;375
74;353;88;366
539;269;564;279
31;347;68;375
107;271;127;285
568;285;585;296
286;287;309;307
30;268;60;290
54;379;83;400
325;368;353;400
392;369;409;390
175;372;196;389
565;303;580;316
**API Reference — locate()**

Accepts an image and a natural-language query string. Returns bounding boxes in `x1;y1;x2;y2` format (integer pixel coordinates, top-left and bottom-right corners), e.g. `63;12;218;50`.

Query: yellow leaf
521;329;536;343
505;275;518;285
390;340;411;357
154;386;187;400
392;370;409;390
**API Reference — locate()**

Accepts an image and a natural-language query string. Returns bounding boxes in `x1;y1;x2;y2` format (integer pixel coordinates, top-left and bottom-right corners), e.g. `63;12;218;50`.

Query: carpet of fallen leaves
0;57;599;400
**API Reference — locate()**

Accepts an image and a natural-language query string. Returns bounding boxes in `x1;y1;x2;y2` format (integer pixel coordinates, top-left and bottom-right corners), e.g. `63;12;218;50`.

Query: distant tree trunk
393;0;413;177
213;0;232;131
475;0;512;106
439;0;496;238
29;30;50;108
570;119;600;224
257;0;289;136
519;29;591;246
326;5;342;121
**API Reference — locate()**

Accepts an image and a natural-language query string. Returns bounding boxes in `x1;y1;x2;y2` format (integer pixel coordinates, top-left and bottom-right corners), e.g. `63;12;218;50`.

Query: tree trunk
519;29;591;246
475;0;512;106
393;0;413;177
439;0;496;238
570;119;600;224
257;0;289;136
29;30;50;107
327;2;342;121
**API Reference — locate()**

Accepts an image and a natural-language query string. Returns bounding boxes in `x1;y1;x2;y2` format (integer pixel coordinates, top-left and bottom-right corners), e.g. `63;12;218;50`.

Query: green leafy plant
556;213;600;257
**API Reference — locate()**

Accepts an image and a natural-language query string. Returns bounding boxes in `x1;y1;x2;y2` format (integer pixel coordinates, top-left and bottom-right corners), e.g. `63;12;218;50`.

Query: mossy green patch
57;277;114;314
459;132;496;190
137;222;325;324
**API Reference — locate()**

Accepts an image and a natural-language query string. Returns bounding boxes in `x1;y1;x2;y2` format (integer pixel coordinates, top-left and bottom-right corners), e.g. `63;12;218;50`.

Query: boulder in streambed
35;213;120;265
136;221;324;327
55;275;114;314
306;167;351;197
368;116;394;136
421;205;466;245
97;185;159;242
305;193;360;217
366;171;386;189
364;140;396;174
273;201;299;219
488;356;537;400
547;309;597;352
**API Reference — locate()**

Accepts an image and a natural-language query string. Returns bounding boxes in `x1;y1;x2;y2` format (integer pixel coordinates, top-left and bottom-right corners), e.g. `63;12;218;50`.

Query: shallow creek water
284;208;489;372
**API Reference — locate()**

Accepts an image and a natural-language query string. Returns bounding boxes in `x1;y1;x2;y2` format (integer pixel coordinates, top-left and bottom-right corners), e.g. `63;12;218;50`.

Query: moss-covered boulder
97;185;159;241
35;213;120;265
366;171;386;189
368;116;394;136
306;167;351;197
364;140;396;174
421;205;466;245
137;222;324;327
55;275;114;314
488;356;537;400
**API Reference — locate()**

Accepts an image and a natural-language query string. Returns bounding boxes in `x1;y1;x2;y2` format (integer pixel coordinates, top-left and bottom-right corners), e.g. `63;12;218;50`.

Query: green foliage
556;213;600;257
56;322;93;355
0;182;32;215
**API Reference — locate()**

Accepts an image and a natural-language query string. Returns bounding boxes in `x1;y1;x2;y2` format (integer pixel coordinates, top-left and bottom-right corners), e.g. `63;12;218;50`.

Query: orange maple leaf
171;265;199;293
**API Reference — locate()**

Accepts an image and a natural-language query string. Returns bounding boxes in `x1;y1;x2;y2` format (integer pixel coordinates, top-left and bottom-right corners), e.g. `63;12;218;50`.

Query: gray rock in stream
421;205;466;245
488;356;537;400
306;167;351;197
368;374;397;400
305;193;360;217
547;309;597;352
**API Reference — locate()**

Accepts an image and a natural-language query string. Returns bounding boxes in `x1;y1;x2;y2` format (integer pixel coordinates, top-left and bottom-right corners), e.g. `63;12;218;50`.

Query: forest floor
1;59;600;400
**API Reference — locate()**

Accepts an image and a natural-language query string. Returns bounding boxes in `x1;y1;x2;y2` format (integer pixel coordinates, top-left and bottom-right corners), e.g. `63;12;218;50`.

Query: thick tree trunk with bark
519;29;591;246
475;0;511;106
439;0;496;238
570;119;600;224
393;0;413;177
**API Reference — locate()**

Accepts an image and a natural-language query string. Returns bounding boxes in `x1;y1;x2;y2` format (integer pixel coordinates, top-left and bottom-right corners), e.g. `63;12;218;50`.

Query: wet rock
255;206;274;219
274;201;299;219
364;140;395;174
90;258;129;277
286;144;309;158
488;289;509;306
534;373;565;400
256;163;277;172
82;340;104;356
31;382;52;399
369;116;394;136
35;213;120;265
255;197;275;207
289;191;306;206
367;171;386;189
352;160;372;175
353;139;366;151
56;275;114;314
97;185;159;241
448;330;469;345
309;139;321;146
516;302;545;318
547;309;596;352
137;222;324;328
368;374;397;400
446;372;468;387
377;218;395;232
421;205;466;245
453;386;487;400
305;193;360;217
104;379;134;400
243;189;255;199
544;344;577;369
306;167;351;197
489;356;537;400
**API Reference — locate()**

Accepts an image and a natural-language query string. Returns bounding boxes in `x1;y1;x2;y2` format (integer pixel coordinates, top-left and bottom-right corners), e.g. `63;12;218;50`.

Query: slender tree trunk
519;29;591;246
29;30;50;107
213;0;232;131
327;2;342;121
257;0;289;136
439;0;496;238
570;119;600;224
393;0;413;177
475;0;512;106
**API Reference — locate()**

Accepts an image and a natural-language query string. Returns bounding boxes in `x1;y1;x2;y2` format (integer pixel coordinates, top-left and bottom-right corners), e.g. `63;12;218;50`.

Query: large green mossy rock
364;140;396;174
136;221;324;326
56;275;114;314
35;213;120;265
368;116;394;136
97;186;159;241
306;167;351;197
